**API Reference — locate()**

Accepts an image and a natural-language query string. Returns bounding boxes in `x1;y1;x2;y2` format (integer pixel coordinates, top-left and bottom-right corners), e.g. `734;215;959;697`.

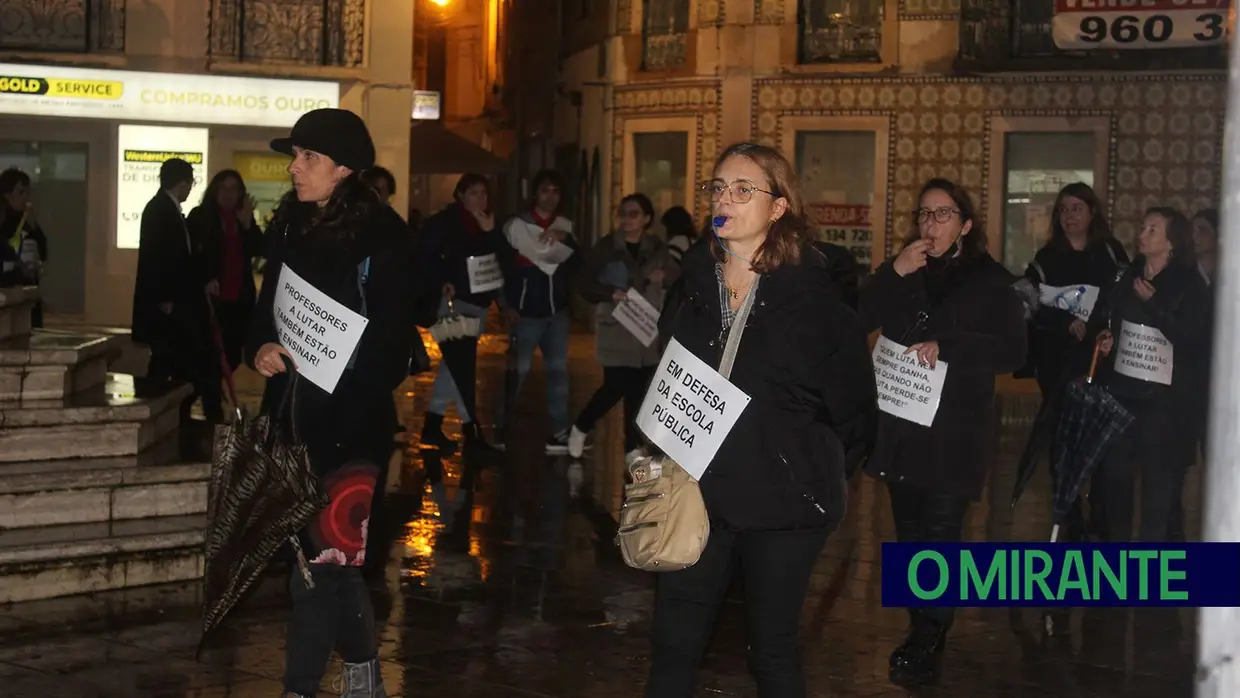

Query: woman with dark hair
1022;182;1129;540
860;178;1027;687
660;205;696;266
247;108;416;698
187;169;263;370
646;142;876;697
568;192;677;463
417;172;504;452
0;168;48;325
1093;206;1211;543
1193;208;1219;285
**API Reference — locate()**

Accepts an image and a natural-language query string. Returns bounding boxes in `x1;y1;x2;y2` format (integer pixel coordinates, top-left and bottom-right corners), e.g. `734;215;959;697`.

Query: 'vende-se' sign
1052;0;1231;51
0;62;338;128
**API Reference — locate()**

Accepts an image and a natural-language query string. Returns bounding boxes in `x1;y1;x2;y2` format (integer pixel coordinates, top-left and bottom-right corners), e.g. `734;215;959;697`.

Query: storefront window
632;132;688;219
233;152;292;230
0;140;89;315
795;130;877;270
1001;132;1097;275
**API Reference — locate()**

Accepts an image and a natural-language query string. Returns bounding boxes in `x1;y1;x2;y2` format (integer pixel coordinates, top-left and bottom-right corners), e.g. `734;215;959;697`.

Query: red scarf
218;210;244;302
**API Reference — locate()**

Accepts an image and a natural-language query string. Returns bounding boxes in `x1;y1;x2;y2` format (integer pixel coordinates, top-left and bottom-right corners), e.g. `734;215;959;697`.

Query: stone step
0;286;36;342
0;514;205;604
0;329;122;401
0;456;210;530
0;374;191;463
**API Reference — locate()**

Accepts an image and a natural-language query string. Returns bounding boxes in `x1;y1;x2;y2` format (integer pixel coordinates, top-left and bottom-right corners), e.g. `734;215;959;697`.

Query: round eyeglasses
701;179;776;204
913;207;960;224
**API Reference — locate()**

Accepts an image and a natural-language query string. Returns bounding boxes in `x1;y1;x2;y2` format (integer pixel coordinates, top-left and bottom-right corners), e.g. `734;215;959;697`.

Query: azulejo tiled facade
752;74;1225;258
612;82;724;217
897;0;959;20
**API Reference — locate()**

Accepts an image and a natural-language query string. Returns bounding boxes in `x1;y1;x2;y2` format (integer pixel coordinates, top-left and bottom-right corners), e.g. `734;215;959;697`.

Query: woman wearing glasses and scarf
860;178;1027;688
647;142;876;698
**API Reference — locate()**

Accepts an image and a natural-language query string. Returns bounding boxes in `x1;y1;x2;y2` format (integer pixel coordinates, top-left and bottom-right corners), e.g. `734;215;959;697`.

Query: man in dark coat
132;157;222;420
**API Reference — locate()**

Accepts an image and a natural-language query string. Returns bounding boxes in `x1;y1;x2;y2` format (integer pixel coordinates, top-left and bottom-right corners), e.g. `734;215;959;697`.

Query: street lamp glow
428;0;450;6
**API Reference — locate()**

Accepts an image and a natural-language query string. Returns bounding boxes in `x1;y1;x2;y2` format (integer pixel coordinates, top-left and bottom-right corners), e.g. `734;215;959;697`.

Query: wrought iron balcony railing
798;0;884;64
0;0;126;53
209;0;365;68
640;0;688;71
958;0;1226;72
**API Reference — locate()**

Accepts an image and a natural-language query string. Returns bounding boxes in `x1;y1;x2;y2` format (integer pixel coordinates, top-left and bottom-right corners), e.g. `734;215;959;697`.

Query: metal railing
0;0;126;53
208;0;365;67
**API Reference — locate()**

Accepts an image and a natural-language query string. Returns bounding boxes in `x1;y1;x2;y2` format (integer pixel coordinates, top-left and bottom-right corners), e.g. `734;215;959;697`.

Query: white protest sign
1038;283;1101;322
871;335;948;427
466;254;503;294
612;288;661;347
1114;320;1174;386
635;338;751;480
273;265;369;394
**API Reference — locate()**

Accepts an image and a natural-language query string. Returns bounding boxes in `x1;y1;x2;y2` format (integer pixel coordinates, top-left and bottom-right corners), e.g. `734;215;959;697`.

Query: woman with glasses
860;178;1027;687
569;193;676;463
646;142;876;697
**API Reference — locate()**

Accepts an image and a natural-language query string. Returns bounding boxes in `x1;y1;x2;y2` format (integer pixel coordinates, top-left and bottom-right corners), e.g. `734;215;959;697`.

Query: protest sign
1114;321;1174;386
612;288;660;347
466;254;503;294
635;339;751;479
872;335;948;427
1038;283;1101;322
273;265;369;394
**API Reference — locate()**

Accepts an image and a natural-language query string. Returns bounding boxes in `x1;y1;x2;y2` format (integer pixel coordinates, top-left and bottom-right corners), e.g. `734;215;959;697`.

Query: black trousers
1099;406;1192;542
645;525;829;698
437;336;479;424
146;306;223;421
574;366;655;451
211;298;251;372
284;563;376;696
887;481;970;631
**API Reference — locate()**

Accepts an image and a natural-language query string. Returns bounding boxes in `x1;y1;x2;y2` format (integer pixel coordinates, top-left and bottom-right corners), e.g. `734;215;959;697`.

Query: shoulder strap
717;279;759;380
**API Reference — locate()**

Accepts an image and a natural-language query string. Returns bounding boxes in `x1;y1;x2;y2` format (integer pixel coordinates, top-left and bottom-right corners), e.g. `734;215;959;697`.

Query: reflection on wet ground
0;330;1200;696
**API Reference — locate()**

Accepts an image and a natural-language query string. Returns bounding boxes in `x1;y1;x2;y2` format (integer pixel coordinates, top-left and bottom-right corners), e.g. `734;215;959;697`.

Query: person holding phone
416;173;506;453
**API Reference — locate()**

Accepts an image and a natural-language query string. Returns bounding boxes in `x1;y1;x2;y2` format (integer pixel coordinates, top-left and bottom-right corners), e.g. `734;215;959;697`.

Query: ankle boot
888;622;947;686
335;657;388;697
463;421;498;454
420;411;456;450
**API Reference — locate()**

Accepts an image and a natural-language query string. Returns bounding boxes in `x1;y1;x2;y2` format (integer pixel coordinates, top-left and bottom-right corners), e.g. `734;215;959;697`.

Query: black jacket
417;203;506;320
658;241;877;532
132;191;204;345
1091;257;1211;418
186;205;264;307
246;203;417;477
1022;237;1128;387
860;252;1028;501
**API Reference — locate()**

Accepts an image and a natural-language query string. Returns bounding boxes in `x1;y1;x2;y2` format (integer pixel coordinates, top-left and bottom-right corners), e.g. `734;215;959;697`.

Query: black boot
420;411;457;451
463;422;499;454
889;618;947;687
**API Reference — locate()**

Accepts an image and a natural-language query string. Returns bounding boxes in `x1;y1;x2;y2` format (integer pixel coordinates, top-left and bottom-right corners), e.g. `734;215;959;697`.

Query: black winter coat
860;252;1028;501
1022;237;1128;388
132;191;205;345
658;241;878;532
1091;257;1211;421
417;203;506;322
186;205;264;308
246;203;417;478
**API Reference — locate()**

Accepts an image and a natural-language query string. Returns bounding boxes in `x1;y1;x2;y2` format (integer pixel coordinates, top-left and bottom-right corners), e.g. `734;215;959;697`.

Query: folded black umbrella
1046;343;1135;542
197;353;326;656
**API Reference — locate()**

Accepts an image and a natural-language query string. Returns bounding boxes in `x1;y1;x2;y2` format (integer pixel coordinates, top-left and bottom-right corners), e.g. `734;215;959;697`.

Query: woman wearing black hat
247;108;417;698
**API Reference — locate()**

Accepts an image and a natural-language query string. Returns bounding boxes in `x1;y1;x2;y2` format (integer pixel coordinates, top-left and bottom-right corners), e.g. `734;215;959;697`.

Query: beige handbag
615;279;759;572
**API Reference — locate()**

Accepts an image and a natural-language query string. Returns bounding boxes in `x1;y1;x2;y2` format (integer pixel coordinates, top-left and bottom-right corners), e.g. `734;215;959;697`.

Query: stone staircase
0;288;211;604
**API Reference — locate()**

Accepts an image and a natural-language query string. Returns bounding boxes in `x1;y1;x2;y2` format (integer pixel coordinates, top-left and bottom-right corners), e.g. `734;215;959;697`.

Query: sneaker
568;426;588;458
546;430;570;455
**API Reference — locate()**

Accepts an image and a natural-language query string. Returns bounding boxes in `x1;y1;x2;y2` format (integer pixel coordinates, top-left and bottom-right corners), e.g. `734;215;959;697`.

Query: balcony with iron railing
0;0;126;53
957;0;1226;72
208;0;365;68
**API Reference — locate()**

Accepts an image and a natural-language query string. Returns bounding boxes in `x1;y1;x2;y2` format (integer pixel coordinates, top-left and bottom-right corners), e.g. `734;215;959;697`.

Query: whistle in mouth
712;216;728;228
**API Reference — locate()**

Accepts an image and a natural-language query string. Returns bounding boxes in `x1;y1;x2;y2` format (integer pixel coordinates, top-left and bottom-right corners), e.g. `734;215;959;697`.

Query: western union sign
0;62;337;128
123;150;204;164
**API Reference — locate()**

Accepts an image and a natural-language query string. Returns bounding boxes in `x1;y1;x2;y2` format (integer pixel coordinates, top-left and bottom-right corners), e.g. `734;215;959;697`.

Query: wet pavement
0;329;1201;697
